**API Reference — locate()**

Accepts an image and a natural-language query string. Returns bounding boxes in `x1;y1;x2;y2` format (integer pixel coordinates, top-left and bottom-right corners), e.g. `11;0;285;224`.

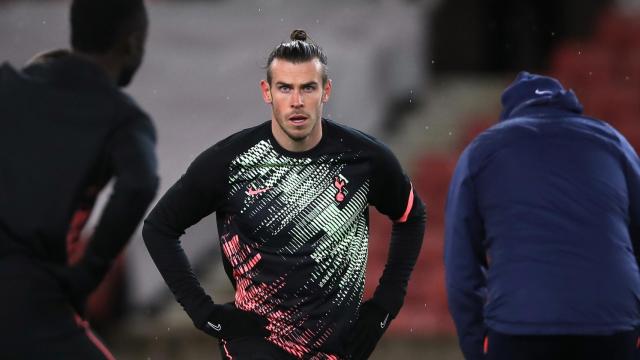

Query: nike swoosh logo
245;186;271;196
380;313;390;329
207;321;222;332
535;89;553;95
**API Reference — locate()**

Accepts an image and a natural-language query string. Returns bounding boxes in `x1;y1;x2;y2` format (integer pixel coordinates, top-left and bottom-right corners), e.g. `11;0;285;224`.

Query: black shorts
0;254;114;360
484;328;640;360
218;337;297;360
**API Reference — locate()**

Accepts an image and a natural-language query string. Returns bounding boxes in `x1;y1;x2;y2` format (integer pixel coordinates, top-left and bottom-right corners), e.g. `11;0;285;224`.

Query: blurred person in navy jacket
445;72;640;360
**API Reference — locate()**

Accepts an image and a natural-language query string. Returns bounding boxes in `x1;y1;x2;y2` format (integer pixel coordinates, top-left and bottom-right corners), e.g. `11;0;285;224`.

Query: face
261;58;331;152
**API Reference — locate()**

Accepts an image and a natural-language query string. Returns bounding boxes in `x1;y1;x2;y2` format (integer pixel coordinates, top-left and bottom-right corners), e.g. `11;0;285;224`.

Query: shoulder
209;121;269;154
191;121;271;169
323;119;396;158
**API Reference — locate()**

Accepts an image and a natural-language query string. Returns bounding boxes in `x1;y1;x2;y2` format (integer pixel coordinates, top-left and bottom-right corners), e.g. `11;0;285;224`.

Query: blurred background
1;0;639;358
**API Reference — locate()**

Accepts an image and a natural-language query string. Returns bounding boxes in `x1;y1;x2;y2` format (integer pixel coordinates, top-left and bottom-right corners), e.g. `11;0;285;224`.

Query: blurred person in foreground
445;71;640;360
0;0;157;358
143;29;425;360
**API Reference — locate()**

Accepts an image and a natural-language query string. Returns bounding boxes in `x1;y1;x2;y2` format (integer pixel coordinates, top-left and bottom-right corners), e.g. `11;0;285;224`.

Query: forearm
447;284;486;360
445;231;487;360
373;195;426;316
81;178;157;287
92;181;157;252
143;214;271;339
142;219;216;328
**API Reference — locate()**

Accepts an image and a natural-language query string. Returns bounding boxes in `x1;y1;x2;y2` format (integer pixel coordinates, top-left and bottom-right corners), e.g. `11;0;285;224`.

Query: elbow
394;193;426;225
416;194;427;218
417;202;427;225
141;219;155;247
142;205;183;248
141;217;165;249
408;196;427;225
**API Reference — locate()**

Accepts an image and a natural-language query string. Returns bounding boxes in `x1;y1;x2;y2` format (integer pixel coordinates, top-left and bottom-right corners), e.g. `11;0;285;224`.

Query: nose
291;90;303;108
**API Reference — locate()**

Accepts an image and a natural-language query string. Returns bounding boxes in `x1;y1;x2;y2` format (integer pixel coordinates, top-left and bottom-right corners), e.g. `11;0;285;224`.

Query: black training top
0;55;158;271
144;119;419;359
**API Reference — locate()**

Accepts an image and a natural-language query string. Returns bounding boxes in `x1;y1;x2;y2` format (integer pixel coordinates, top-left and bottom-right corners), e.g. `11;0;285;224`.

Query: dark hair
266;29;328;84
70;0;147;53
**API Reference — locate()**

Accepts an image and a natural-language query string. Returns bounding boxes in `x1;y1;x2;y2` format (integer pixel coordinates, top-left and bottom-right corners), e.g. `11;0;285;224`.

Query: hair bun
290;29;307;41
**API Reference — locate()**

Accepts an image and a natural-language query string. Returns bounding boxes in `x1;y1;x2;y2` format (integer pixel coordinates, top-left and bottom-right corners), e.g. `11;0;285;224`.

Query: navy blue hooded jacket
444;72;640;360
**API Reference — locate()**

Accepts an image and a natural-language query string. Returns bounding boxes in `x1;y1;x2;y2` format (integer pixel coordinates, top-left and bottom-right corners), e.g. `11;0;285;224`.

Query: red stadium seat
550;42;615;93
459;115;497;150
582;84;640;124
594;10;633;51
412;154;457;225
617;121;640;151
620;49;640;87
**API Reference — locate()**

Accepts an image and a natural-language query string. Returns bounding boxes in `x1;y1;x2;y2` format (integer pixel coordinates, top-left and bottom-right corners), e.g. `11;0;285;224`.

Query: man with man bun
144;29;425;360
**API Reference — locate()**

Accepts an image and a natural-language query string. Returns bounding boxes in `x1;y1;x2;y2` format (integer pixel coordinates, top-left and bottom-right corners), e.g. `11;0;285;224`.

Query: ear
322;79;332;103
260;80;272;104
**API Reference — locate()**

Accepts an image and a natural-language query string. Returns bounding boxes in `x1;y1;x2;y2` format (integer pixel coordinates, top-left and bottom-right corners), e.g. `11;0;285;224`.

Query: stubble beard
274;107;319;143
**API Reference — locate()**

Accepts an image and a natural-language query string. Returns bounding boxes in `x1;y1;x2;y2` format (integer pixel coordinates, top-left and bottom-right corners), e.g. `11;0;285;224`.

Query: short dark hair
266;29;328;85
70;0;146;53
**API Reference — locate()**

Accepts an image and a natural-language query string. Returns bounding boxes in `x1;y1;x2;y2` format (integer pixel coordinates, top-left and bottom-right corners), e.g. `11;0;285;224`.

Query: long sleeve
369;142;426;316
444;149;487;360
142;146;226;329
82;115;158;286
372;192;426;316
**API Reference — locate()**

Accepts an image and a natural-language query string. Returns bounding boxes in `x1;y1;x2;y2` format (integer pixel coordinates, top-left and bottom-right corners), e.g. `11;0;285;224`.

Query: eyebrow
275;81;319;88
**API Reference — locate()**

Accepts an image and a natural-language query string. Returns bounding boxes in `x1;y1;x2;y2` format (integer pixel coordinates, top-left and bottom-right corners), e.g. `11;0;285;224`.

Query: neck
71;51;120;86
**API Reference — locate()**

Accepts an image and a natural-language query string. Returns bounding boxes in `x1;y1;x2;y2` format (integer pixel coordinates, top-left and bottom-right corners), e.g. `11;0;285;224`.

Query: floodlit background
1;0;638;358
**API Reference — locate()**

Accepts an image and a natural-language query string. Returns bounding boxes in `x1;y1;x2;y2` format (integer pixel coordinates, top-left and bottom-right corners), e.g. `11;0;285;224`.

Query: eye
278;85;291;93
303;85;317;92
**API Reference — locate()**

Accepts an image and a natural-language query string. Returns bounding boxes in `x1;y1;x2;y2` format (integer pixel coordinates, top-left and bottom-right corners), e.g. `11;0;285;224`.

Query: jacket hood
500;71;583;121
